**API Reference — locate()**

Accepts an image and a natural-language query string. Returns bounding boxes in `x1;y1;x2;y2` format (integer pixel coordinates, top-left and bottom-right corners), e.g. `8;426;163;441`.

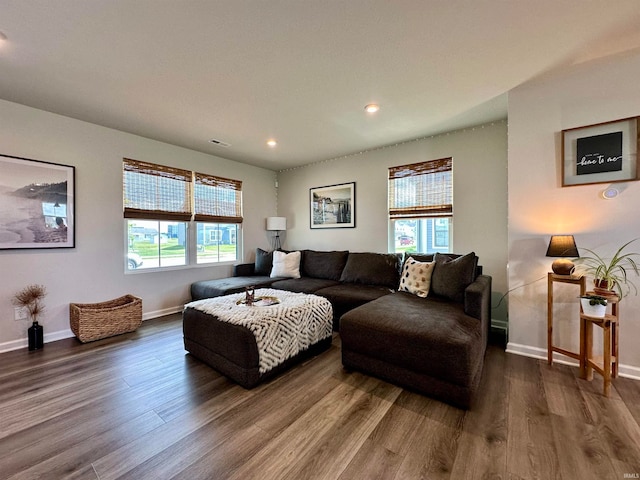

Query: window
123;159;242;271
194;173;242;264
196;223;238;264
127;220;187;269
388;157;452;254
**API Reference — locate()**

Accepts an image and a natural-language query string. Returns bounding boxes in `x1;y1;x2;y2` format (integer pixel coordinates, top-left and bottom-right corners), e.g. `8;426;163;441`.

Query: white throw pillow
398;256;435;298
270;250;301;278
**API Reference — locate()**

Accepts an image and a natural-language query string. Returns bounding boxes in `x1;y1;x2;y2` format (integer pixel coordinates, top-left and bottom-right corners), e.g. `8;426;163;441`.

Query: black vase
28;321;44;351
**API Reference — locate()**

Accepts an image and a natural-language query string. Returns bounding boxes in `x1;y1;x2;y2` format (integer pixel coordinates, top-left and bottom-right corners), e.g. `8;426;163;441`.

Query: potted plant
573;239;640;298
579;294;607;318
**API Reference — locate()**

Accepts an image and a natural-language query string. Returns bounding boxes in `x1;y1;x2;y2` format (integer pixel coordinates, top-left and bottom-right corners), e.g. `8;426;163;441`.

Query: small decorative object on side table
546;235;579;275
579;294;607;318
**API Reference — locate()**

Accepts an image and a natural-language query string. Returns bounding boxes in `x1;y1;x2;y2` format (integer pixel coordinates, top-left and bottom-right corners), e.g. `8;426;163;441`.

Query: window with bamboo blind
123;159;193;221
122;158;242;270
193;173;243;223
388;158;452;254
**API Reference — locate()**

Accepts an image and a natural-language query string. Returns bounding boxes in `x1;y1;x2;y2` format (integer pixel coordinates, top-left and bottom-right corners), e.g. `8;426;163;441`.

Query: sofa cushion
430;252;478;303
315;283;393;328
339;252;400;289
301;250;349;281
340;292;484;387
191;276;279;301
271;277;340;294
402;252;434;265
398;257;435;298
271;250;301;278
254;248;273;276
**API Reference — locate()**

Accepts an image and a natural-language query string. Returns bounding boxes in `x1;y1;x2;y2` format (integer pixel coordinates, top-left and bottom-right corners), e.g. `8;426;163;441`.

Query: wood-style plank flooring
1;314;640;479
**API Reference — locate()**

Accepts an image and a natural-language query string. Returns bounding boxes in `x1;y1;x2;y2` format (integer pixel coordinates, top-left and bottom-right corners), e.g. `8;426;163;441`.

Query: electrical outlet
14;306;29;321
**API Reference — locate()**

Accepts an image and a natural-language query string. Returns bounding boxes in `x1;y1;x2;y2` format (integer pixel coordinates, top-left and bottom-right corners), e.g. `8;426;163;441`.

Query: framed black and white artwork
310;182;355;229
0;154;75;249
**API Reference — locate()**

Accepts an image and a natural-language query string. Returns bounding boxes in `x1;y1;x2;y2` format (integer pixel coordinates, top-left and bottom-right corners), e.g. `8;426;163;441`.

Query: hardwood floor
1;314;639;480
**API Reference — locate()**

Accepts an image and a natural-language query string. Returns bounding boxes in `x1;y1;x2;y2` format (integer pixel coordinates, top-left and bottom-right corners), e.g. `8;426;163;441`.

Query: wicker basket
70;294;142;343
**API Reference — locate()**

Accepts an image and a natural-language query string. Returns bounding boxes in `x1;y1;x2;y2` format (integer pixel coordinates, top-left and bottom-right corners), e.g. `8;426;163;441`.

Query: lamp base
551;258;575;276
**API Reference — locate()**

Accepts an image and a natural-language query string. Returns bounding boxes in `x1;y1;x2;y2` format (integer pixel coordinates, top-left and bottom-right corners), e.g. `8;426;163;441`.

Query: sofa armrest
464;274;492;335
234;263;256;276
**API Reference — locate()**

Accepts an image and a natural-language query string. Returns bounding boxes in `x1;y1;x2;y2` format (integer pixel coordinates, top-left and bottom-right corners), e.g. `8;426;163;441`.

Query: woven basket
70;294;142;343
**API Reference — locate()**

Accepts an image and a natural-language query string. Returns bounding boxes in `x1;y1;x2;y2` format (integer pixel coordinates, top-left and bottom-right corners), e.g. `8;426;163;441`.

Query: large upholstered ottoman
183;288;333;388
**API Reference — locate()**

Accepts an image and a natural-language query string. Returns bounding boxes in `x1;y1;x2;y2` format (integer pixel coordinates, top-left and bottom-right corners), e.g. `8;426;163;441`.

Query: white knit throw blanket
185;289;333;374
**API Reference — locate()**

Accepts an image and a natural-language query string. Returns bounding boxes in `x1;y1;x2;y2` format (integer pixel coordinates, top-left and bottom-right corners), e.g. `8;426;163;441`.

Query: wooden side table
580;293;620;397
547;272;586;365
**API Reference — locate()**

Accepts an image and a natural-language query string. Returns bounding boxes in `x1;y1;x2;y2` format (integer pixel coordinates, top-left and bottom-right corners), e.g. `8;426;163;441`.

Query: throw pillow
270;250;301;278
430;252;478;303
254;248;273;276
398;257;435;298
339;252;401;288
301;250;349;280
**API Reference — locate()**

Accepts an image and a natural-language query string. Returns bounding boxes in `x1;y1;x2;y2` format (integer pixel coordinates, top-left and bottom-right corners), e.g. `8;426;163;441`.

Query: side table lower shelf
579;294;619;397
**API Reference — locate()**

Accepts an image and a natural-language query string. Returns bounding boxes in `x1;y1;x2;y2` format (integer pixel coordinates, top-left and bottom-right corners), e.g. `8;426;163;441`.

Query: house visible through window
123;158;242;271
388;157;452;254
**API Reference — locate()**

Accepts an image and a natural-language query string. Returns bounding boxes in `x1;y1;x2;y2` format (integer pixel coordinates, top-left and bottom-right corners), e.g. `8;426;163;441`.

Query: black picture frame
562;116;639;187
310;182;355;229
0;154;75;249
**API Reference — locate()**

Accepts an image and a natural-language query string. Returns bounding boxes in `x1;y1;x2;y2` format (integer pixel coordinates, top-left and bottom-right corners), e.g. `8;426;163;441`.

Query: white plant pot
581;298;607;318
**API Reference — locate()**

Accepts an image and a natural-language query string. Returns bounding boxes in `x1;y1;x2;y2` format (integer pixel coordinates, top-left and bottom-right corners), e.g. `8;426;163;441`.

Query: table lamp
546;235;579;275
266;217;287;251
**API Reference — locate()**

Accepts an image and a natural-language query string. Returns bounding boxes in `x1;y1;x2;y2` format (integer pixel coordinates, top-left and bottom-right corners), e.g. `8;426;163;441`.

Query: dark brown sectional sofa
189;249;491;408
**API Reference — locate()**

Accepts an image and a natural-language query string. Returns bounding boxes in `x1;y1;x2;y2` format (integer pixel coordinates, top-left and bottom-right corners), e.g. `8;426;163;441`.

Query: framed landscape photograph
562;116;639;187
310;182;355;229
0;154;75;249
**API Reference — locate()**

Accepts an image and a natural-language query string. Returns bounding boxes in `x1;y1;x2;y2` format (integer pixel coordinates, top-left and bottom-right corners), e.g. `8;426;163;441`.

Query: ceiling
1;1;640;171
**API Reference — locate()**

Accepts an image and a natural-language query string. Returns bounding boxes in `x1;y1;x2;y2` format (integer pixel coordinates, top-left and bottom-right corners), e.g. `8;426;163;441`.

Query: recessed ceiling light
364;104;380;113
267;139;277;148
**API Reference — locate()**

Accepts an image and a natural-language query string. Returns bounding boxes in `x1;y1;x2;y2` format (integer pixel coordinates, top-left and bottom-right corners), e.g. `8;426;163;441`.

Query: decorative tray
236;296;281;307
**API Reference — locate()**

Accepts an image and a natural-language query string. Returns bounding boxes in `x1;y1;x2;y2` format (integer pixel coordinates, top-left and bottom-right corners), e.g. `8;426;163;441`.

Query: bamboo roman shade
194;173;243;223
123;158;192;221
123;158;242;223
388;157;452;219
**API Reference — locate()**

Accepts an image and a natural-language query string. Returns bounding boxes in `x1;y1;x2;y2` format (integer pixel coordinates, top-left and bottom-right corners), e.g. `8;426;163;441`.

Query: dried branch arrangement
12;284;47;323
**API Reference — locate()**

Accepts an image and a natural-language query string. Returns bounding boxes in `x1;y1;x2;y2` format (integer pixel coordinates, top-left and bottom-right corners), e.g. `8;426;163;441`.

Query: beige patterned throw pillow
399;257;435;297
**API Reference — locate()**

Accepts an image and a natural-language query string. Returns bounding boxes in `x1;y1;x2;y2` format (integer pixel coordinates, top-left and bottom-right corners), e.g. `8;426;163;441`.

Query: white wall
507;49;640;375
0;99;278;351
277;121;508;319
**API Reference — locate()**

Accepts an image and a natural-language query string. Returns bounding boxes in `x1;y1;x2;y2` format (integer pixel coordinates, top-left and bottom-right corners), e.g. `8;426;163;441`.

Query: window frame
123;159;243;273
388;158;453;254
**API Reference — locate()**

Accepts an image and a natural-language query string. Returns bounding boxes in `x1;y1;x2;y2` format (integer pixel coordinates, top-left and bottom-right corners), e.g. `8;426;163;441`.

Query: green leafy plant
573;239;640;298
580;294;607;306
12;284;47;323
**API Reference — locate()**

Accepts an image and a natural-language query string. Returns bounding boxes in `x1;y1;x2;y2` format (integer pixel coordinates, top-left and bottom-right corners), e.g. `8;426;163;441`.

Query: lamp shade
266;217;287;231
546;235;579;275
546;235;579;258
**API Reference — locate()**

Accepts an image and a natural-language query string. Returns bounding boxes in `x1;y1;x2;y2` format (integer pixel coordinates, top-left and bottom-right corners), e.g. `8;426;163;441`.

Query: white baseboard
0;305;184;354
491;319;508;331
142;305;182;320
506;341;640;381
